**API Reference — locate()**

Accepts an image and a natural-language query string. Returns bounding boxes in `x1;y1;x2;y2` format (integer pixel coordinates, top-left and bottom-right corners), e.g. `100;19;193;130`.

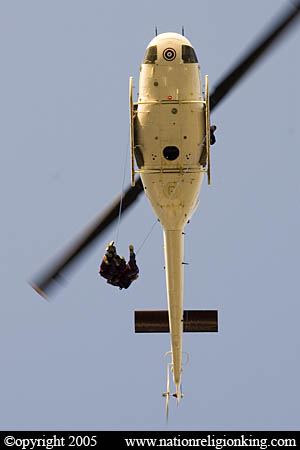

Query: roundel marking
163;48;176;61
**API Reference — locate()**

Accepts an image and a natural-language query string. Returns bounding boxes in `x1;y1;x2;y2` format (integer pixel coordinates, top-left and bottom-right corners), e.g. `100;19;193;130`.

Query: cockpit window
143;46;157;64
182;45;198;63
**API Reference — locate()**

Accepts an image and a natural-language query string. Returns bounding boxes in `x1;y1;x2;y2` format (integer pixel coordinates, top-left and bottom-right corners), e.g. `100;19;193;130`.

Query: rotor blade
30;177;144;298
210;0;300;111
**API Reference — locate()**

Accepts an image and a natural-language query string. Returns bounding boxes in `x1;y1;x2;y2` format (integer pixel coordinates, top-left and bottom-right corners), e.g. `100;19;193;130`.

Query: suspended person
99;241;139;290
99;241;125;283
210;125;217;145
116;244;139;289
199;124;217;166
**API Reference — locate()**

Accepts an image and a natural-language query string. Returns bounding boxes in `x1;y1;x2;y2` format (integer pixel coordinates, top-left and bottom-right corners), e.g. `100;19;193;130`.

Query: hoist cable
115;130;130;246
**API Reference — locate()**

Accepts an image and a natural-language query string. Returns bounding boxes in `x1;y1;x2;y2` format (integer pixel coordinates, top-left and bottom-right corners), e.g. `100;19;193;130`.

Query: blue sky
0;0;299;430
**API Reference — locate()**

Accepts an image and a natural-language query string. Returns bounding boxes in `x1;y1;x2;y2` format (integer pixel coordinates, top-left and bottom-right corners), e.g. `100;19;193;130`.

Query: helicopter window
182;45;198;63
143;46;157;64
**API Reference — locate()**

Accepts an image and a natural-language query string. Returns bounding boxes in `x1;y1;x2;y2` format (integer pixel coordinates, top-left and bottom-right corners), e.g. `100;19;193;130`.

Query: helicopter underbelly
129;33;209;400
133;50;207;391
135;64;206;230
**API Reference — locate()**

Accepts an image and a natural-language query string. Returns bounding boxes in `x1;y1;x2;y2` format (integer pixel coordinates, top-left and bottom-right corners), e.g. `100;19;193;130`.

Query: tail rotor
162;354;185;421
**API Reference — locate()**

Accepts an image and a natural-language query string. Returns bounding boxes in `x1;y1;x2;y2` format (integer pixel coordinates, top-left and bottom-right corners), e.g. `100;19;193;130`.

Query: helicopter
31;1;300;418
130;30;216;413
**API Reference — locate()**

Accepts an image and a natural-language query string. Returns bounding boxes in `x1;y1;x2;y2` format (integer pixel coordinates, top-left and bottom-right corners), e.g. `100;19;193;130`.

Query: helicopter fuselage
133;32;208;396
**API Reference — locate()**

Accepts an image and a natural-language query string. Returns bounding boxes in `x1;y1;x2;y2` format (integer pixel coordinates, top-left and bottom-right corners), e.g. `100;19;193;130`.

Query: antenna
182;26;185;36
155;26;158;36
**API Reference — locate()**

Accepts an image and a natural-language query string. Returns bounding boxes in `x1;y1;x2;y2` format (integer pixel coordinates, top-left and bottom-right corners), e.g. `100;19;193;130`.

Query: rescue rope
135;133;208;255
115;129;130;246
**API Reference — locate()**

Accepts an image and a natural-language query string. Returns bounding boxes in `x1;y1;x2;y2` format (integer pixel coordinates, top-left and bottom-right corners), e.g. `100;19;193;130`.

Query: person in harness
209;125;217;145
199;124;217;166
99;241;139;290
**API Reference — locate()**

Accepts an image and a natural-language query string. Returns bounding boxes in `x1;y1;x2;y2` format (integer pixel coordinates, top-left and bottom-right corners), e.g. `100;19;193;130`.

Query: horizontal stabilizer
134;310;218;333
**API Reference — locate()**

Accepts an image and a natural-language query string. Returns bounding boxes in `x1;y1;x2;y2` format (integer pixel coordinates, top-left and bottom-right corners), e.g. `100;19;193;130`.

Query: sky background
0;0;299;431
